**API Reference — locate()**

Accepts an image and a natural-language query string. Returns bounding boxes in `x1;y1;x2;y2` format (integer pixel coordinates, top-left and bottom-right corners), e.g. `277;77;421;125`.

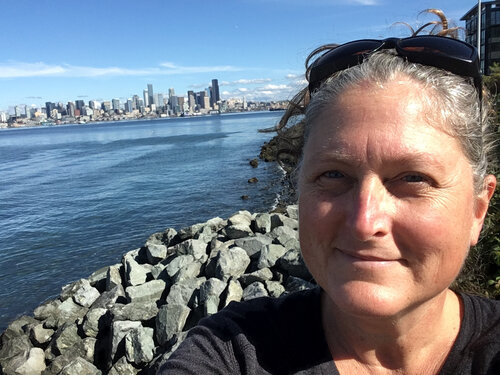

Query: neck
322;289;463;374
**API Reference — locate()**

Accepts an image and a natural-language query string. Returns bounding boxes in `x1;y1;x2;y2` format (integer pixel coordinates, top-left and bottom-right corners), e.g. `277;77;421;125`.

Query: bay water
0;111;285;331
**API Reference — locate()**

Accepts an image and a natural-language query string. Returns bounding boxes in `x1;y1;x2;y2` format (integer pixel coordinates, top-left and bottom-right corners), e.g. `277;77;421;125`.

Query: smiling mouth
336;248;403;263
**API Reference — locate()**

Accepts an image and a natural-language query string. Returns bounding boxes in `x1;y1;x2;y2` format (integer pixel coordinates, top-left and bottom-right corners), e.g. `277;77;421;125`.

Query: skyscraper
143;90;149;107
147;84;154;108
211;79;220;107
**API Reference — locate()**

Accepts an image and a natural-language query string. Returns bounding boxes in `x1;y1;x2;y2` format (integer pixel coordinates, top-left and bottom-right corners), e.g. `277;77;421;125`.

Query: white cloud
220;78;272;85
0;61;242;78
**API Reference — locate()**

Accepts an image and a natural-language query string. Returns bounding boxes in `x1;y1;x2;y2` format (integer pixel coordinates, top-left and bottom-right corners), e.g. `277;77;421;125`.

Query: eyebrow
308;149;448;171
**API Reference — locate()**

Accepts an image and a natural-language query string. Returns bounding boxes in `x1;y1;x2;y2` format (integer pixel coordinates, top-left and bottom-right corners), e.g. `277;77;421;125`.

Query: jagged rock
162;227;178;247
225;223;253;239
124;255;148;286
145;243;168;264
248;177;258;183
82;308;108;338
10;347;45;375
199;278;227;315
278;248;312;280
108;356;139;375
110;321;142;366
125;326;155;364
286;205;299;220
270;225;299;243
215;247;251;282
125;279;167;303
174;239;208;262
60;279;88;301
29;324;54;346
111;301;159;322
45;298;87;329
285;276;316;293
234;234;272;258
82;337;97;362
194;225;215;244
52;323;84;356
166;278;205;307
106;264;123;291
243;281;269;300
155;304;191;346
42;352;74;375
254;213;272;234
177;223;205;241
228;211;252;226
265;280;286;298
58;357;101;375
33;300;61;322
257;244;287;269
88;266;109;291
172;261;202;283
91;284;125;309
73;279;100;308
271;213;299;230
239;268;273;287
1;316;38;342
165;254;196;279
249;158;259;167
223;279;243;306
0;334;32;375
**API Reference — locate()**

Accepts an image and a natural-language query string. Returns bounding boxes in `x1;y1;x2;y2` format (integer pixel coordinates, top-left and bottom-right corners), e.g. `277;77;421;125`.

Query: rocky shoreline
0;205;315;375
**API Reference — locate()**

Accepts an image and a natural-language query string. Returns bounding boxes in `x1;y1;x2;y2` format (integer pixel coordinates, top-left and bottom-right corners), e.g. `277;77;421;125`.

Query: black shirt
159;288;500;374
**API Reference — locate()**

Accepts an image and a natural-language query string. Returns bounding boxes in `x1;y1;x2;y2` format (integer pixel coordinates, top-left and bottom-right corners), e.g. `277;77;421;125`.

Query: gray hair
304;50;495;191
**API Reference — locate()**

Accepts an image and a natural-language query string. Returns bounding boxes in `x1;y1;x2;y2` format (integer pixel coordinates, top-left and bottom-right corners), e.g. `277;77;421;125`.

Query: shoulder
160;287;334;374
442;293;500;375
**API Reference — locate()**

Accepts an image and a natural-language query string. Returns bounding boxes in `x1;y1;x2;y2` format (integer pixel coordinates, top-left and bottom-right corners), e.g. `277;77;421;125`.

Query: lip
336;248;402;264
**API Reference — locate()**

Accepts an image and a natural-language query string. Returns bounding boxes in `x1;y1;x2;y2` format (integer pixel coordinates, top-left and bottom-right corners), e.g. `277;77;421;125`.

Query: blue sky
0;0;478;112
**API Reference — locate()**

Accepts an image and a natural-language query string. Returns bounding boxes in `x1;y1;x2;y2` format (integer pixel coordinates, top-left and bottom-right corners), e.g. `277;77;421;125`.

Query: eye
321;170;345;179
401;174;426;183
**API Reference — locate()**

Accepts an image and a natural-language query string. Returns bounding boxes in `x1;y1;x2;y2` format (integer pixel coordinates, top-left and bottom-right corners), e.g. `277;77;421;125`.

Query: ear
470;174;497;246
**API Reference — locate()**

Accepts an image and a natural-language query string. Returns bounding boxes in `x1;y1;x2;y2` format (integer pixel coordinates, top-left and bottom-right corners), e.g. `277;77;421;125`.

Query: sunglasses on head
308;35;482;98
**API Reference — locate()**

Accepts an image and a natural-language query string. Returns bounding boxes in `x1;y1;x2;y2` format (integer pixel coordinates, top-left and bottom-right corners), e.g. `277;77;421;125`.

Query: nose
348;177;392;241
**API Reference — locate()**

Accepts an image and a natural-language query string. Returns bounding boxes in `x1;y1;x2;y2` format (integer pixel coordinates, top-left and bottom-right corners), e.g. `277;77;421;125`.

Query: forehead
303;79;462;161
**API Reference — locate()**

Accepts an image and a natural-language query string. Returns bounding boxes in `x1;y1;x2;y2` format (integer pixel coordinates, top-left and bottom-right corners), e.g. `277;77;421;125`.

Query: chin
323;280;419;319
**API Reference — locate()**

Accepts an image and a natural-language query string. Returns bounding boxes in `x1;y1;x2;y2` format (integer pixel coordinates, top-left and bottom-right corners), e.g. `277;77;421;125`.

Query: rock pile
0;205;316;375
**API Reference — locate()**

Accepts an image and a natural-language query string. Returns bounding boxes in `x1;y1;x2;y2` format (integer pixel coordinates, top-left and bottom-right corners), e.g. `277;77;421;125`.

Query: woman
159;19;499;375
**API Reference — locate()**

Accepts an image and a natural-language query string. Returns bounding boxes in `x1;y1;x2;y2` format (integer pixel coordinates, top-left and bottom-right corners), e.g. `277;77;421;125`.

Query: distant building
462;1;500;74
112;98;120;111
67;102;76;117
0;112;7;122
125;99;133;113
102;101;112;112
210;79;220;108
89;100;99;109
187;90;195;112
45;102;55;117
147;84;154;108
75;100;85;110
143;89;149;107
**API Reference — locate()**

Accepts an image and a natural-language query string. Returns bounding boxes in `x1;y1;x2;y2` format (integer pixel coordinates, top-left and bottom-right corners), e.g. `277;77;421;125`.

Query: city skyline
1;0;478;112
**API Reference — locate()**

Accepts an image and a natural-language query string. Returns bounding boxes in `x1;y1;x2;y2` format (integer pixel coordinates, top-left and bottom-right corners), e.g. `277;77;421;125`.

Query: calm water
0;111;285;331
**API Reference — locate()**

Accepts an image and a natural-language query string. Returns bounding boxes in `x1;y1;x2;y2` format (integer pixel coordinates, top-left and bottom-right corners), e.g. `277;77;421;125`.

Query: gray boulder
145;243;168;264
111;301;159;322
155;304;191;346
242;281;269;301
82;308;108;338
124;255;148;286
239;268;273;287
215;247;250;282
106;264;123;291
257;244;287;269
223;279;243;307
234;234;272;258
125;279;167;303
108;356;139;375
125;326;155;364
199;278;227;315
58;357;101;375
110;320;142;366
166;278;205;307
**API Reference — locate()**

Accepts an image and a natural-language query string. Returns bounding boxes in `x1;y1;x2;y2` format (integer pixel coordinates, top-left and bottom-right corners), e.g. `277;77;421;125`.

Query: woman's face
298;78;493;318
